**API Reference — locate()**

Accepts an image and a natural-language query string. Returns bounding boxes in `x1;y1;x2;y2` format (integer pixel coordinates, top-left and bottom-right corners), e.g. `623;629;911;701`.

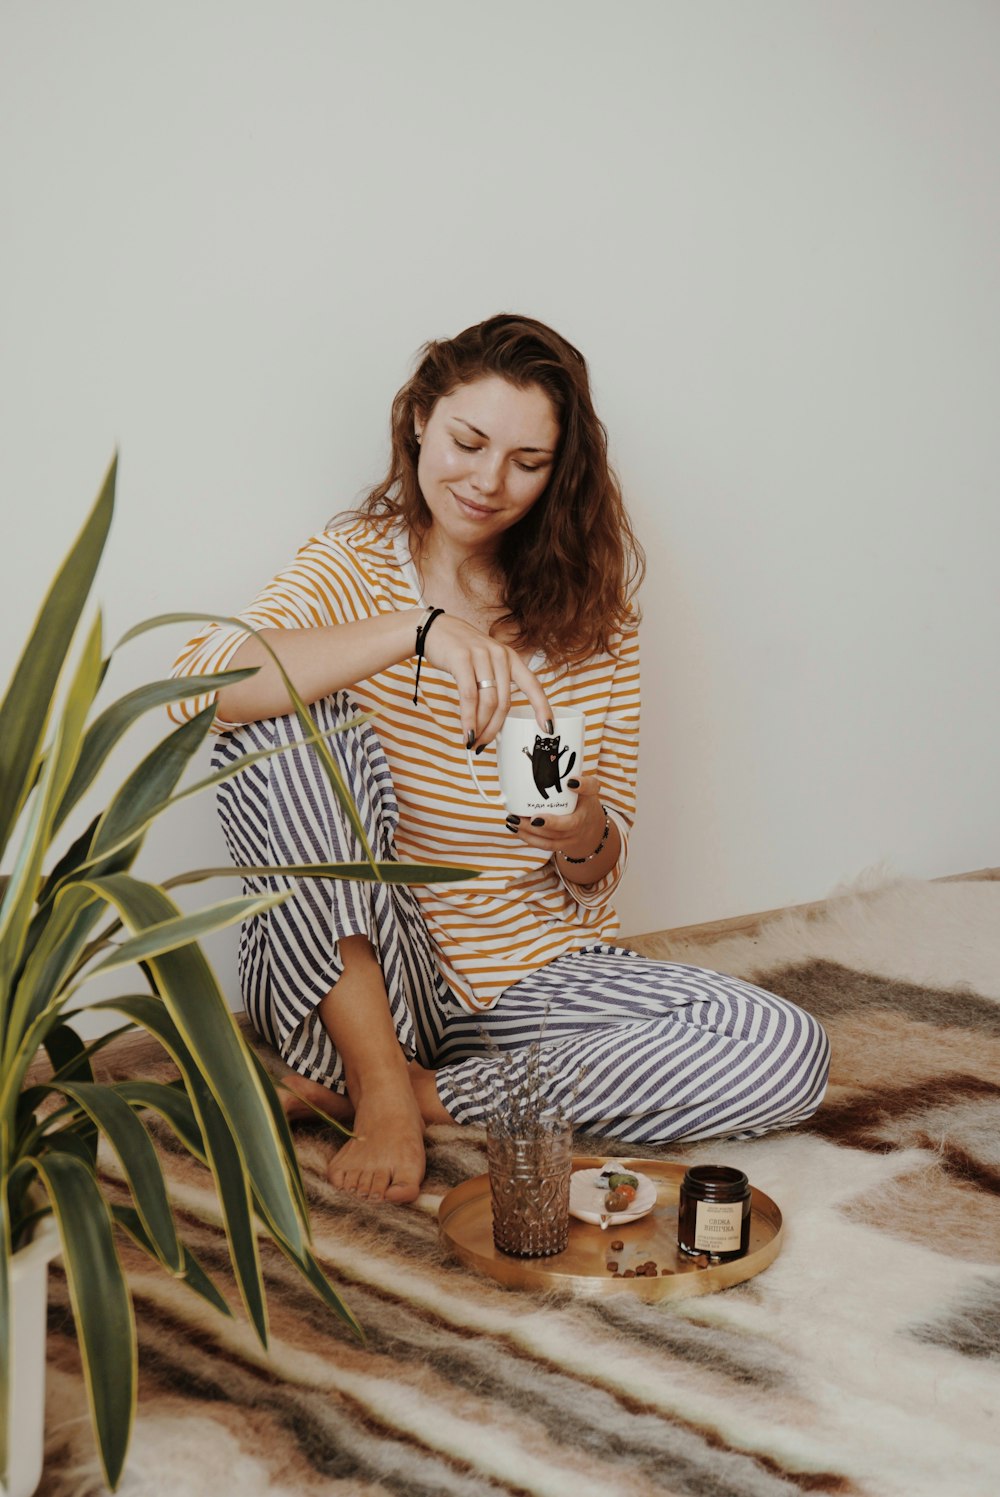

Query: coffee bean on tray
606;1261;619;1273
610;1239;624;1251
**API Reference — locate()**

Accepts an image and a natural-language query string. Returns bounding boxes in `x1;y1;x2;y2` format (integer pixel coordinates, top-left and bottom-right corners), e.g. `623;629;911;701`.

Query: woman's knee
272;694;388;796
339;933;379;966
801;1013;832;1109
264;697;398;859
768;1007;831;1126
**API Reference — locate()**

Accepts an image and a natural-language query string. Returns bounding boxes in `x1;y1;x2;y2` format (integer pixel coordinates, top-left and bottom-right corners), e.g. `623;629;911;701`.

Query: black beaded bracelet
559;805;611;863
412;607;444;705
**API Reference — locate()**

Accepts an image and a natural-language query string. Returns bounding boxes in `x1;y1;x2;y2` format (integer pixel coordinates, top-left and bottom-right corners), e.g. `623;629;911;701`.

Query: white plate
569;1167;658;1229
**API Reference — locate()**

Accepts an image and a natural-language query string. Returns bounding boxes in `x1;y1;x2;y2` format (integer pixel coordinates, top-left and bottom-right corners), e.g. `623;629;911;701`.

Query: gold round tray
438;1156;783;1300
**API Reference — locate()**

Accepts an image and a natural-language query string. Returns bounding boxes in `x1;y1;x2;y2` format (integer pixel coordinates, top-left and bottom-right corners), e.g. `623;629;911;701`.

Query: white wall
2;0;998;998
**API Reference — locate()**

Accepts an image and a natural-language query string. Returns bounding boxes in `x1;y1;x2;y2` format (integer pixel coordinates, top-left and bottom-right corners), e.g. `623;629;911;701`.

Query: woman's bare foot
281;1064;454;1203
327;1077;426;1203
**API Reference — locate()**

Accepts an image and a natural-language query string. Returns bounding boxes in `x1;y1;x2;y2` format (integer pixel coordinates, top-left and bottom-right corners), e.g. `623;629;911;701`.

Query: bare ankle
409;1061;455;1125
344;1054;413;1109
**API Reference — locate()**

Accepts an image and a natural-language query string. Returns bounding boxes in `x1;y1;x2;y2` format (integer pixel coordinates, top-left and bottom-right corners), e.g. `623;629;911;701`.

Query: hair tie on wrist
413;607;445;705
559;806;611;863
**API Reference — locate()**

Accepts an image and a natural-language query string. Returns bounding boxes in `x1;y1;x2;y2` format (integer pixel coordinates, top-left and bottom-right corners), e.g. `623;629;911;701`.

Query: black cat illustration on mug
522;735;577;800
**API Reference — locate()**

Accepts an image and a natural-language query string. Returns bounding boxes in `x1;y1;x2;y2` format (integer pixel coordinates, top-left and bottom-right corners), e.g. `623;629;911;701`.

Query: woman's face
414;376;560;553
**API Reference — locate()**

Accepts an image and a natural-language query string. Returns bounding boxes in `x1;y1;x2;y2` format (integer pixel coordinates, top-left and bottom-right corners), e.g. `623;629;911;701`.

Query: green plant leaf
44;1016;95;1085
0;454;115;862
0;1188;11;1487
4;1160;53;1251
44;859;474;1018
43;1126;100;1169
87;992;271;1344
181;1070;268;1343
111;1204;232;1318
87;892;288;977
26;1021;137;1118
15;1084;47;1146
28;1149;136;1491
6;885;105;1068
0;612;104;1038
112;1079;206;1160
44;718;366;893
37;706;217;927
16;816;98;991
49;1082;183;1273
78;876;306;1254
53;668;259;834
113;608;247;651
36;814;100;904
16;1096;79;1167
88;706;217;868
273;1237;364;1340
244;1048;320;1226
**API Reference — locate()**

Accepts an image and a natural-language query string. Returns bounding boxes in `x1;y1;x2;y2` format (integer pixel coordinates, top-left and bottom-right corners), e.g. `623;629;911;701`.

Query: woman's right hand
421;613;553;749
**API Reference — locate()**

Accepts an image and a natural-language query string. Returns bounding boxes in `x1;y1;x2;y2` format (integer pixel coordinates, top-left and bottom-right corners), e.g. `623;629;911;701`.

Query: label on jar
694;1199;743;1252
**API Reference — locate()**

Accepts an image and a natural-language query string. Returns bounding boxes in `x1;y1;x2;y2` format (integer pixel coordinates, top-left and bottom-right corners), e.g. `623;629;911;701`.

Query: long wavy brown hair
347;314;644;663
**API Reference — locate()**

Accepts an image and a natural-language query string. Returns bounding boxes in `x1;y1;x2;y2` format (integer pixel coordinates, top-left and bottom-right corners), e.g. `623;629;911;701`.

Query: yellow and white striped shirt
169;520;640;1012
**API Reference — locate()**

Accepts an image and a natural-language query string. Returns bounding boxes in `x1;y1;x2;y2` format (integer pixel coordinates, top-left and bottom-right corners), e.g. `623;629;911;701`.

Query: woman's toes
327;1158;350;1190
384;1172;422;1204
350;1167;372;1203
365;1169;392;1203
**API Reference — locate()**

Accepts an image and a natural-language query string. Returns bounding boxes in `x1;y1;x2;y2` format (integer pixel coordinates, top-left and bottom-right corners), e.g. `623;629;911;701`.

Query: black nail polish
506;814;520;826
474;744;485;756
531;817;544;827
567;778;580;789
505;823;518;833
545;718;554;735
465;729;475;749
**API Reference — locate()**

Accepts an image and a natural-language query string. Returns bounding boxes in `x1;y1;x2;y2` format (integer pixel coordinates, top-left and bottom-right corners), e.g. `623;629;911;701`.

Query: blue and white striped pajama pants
213;696;830;1145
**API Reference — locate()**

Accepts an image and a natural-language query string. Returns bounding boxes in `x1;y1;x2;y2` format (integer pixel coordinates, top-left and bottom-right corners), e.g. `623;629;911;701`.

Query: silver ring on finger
476;678;497;690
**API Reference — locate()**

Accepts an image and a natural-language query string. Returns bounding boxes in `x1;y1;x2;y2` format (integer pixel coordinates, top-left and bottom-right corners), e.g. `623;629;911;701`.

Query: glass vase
486;1119;573;1258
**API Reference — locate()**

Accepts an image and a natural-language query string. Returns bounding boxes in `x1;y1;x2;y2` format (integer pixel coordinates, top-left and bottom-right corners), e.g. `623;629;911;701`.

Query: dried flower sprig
443;999;589;1140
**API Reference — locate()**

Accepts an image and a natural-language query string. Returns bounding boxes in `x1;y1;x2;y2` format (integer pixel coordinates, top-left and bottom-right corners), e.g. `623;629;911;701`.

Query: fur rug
40;876;1000;1497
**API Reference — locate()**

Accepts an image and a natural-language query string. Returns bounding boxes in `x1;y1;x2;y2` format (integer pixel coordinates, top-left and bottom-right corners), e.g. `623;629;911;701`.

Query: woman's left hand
504;776;606;858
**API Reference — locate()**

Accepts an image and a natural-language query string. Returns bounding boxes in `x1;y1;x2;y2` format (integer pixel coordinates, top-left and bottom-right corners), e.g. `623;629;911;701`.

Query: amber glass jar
677;1165;752;1261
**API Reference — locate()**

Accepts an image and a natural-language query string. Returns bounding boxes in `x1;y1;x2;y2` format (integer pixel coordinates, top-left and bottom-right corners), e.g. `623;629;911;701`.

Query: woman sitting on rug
169;313;830;1205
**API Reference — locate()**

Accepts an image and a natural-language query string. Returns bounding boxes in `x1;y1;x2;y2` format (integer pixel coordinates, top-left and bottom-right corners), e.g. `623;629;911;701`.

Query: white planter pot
4;1216;61;1497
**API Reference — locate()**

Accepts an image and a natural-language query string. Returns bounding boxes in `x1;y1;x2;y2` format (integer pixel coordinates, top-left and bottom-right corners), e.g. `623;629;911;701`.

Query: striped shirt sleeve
166;528;381;727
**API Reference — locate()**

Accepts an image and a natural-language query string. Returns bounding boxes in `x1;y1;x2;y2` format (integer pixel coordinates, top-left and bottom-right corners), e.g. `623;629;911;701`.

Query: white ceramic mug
468;709;585;817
